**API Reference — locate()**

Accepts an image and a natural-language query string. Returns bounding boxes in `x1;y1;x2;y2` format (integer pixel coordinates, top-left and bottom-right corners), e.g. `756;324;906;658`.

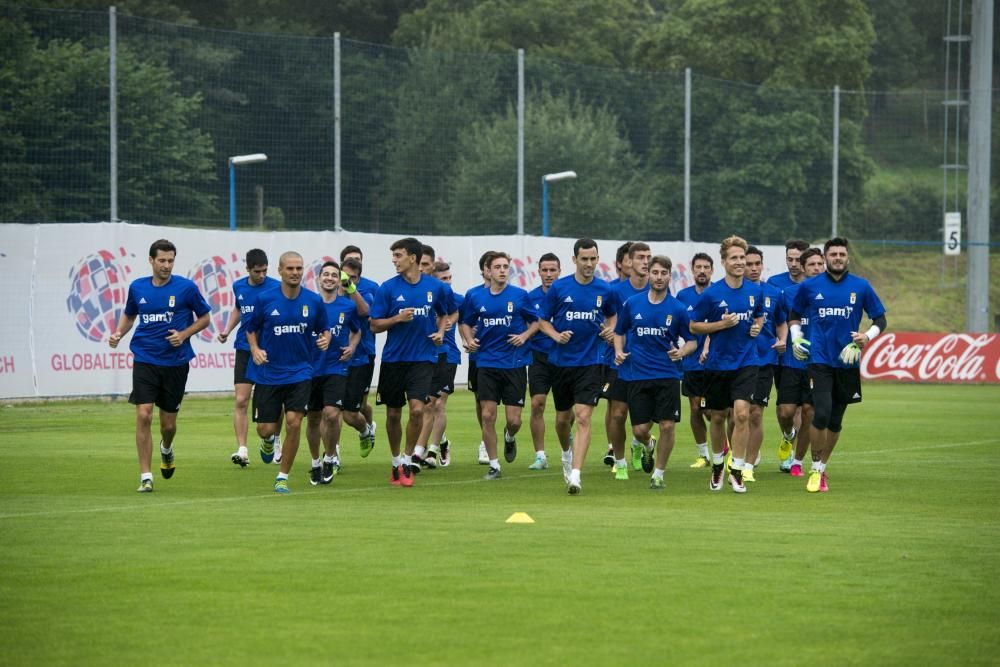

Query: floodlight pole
541;171;577;237
228;153;268;231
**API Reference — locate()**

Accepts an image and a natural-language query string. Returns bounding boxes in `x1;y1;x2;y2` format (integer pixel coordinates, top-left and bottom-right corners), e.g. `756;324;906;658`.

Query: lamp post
228;153;267;231
541;171;577;237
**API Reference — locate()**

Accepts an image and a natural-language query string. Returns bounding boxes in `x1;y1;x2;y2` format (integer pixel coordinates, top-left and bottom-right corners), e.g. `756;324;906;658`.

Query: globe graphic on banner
303;256;334;293
66;248;131;342
188;254;238;342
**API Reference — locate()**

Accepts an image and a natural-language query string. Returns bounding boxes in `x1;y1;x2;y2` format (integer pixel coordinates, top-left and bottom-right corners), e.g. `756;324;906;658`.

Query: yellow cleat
690;456;710;468
777;435;793;462
743;468;756;483
806;470;822;493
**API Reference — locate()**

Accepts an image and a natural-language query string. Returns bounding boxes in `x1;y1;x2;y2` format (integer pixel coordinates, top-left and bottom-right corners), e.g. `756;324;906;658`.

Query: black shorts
431;353;458;397
309;373;348;411
476;367;527;406
344;356;375;412
681;370;709;398
703;366;758;411
234;349;253;385
808;365;863;405
776;367;813;406
600;367;629;403
468;359;479;393
625;378;682;425
129;361;190;413
528;351;557;397
253;380;311;423
376;361;434;408
751;365;777;407
552;364;603;412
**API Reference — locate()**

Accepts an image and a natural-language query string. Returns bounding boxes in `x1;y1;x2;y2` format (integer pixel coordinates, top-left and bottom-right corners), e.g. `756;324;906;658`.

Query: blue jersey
690;279;764;371
767;272;800;291
441;292;463;364
463;284;489;363
675;285;709;374
614;292;690;381
527;286;555;356
232;276;281;352
606;279;649;368
313;295;361;377
780;283;809;371
352;276;379;364
461;284;536;369
244;288;328;385
124;276;210;366
791;272;886;368
370;274;454;363
541;275;617;368
752;282;786;367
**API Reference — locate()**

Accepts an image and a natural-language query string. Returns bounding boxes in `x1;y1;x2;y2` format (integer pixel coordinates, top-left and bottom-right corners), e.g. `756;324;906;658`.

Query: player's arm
690;315;737;335
371;309;413;333
166;311;210;348
340;328;362;362
613;333;629;365
539;318;571;345
600;314;618;343
673;338;698;361
217;306;240;343
108;313;137;349
459;322;479;353
246;330;268;365
851;314;888;347
509;319;539;347
787;309;811;360
345;284;369;318
773;321;788;353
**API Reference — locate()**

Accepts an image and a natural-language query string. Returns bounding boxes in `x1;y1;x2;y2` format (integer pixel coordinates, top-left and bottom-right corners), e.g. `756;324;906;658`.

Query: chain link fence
3;6;997;246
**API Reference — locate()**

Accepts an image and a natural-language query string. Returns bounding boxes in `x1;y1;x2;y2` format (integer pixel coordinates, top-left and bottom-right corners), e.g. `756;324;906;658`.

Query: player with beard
674;252;714;468
340;247;380;457
526;253;564;471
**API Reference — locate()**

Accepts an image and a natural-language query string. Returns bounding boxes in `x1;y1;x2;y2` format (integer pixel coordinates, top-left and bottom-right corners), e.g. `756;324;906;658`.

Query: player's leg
649;384;679;490
305;409;323;485
231;349;254;465
321;405;343;483
565;365;601;494
686;386;710;467
270;381;310;492
429;393;450;466
498;367;526;464
134;403;155;477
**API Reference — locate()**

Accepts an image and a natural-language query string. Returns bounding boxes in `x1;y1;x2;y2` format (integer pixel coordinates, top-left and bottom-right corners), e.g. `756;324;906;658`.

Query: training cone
505;512;535;524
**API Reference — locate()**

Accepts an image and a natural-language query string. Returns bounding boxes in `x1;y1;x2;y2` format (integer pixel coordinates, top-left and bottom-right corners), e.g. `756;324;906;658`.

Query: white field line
841;438;999;457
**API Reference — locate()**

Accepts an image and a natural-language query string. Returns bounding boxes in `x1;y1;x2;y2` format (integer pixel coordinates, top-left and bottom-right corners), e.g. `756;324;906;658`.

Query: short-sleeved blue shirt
752;281;786;366
124;276;211;366
690;279;764;371
244;288;328;385
370;274;454;363
461;284;536;369
232;276;281;352
541;275;618;368
791;272;886;368
675;285;709;374
614;292;690;381
313;294;361;377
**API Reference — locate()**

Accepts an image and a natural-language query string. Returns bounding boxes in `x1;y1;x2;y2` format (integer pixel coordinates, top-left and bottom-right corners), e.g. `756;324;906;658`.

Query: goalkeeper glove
792;337;811;361
340;271;357;294
839;342;861;365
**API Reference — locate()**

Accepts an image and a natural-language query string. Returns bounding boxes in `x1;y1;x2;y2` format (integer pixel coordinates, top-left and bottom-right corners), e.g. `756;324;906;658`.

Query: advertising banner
861;332;1000;383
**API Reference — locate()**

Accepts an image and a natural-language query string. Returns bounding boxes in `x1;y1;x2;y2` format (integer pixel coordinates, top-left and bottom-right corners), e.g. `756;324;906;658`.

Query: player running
340;246;380;456
526;253;564;471
675;253;715;468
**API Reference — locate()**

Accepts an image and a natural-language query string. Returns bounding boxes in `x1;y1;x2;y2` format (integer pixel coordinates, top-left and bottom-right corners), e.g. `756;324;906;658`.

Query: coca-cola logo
861;333;999;383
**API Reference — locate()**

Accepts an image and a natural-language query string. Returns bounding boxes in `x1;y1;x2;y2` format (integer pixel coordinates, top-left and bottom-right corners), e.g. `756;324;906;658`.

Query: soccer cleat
710;462;725;491
528;453;548;470
743;468;756;483
641;438;656;474
690;456;710;469
614;463;629;481
399;464;414;488
483;466;502;481
274;478;290;494
359;423;376;458
137;479;153;493
777;430;795;462
272;434;283;465
478;442;489;465
259;436;275;464
439;439;451;467
779;456;793;473
159;443;175;479
410;455;424;473
321;460;335;484
390;465;401;486
649;476;665;491
725;449;733;472
806;470;822;493
567;479;581;495
231;451;249;468
728;468;746;493
423;448;438;469
562;455;573;484
503;430;517;463
310;466;322;486
603;446;615;467
819;472;829;492
790;463;803;477
631;442;643;471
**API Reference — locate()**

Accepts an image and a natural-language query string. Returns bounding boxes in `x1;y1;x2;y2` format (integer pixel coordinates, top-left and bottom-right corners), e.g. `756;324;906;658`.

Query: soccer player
604;242;651;479
788;237;887;493
767;239;810;290
614;255;696;490
743;245;787;482
216;248;281;467
778;247;825;474
304;260;367;485
370;238;454;487
540;238;617;495
460;253;537;480
468;251;497;465
244;251;330;494
415;260;462;468
420;244;436;275
340;246;380;450
526;253;563;471
109;239;211;493
614;241;634;282
690;236;764;494
675;252;714;468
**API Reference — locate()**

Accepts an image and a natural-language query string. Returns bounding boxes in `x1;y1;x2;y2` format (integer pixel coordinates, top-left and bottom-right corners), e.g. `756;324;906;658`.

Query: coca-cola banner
861;332;1000;383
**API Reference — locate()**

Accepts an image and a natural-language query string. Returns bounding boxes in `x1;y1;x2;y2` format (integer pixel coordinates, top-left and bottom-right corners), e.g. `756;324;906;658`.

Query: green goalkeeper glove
792;337;811;361
838;342;861;365
340;271;356;294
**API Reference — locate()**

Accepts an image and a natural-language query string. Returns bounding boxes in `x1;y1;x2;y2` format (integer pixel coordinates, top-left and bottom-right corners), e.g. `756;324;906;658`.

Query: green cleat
649;475;665;491
630;442;643;471
359;422;376;458
641;438;656;474
274;478;291;494
159;443;175;479
614;463;629;481
137;479;153;493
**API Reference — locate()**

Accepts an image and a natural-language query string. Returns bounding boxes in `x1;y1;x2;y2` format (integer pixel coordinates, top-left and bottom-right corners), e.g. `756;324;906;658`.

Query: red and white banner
861;332;1000;383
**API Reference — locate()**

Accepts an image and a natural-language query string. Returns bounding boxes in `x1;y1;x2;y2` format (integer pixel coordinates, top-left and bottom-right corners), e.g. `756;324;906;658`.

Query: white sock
792;458;803;466
238;445;248;457
276;472;288;481
745;462;754;472
783;429;796;440
403;454;412;466
561;449;572;462
536;450;547;460
606;442;614;451
697;442;709;458
141;472;153;482
615;458;627;468
489;458;500;469
816;462;826;473
323;454;335;464
733;457;745;470
712;451;725;464
391;455;401;467
504;430;515;443
311;458;321;468
414;445;426;458
160;442;172;455
653;468;665;479
569;469;581;485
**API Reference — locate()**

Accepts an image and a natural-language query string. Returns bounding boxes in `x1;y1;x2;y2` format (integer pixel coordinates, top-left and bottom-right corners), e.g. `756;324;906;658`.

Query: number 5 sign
944;212;962;256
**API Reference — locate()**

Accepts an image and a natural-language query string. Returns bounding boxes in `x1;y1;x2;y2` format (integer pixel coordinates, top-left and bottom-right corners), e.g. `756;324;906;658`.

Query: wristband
789;323;802;340
864;325;880;341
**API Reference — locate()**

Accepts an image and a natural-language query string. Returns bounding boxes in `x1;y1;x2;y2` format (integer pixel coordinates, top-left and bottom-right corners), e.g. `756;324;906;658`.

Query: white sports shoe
561;454;573;484
478;442;489;465
272;433;283;464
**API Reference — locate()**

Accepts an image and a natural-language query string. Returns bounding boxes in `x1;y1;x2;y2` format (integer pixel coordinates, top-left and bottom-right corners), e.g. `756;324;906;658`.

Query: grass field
1;384;998;666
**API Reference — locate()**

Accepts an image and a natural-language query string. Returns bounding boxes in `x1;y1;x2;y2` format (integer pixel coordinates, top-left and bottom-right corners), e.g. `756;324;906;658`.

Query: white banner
0;223;786;398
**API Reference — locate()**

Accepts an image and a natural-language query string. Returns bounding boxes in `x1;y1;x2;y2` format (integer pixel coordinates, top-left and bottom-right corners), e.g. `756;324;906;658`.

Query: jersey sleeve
602;288;618;318
435;283;453;317
675;306;691;342
370;283;392;320
347;304;362;333
614;300;631;336
863;283;886;320
518;292;537;322
791;283;809;319
124;284;139;317
312;298;329;334
460;292;479;328
690;290;713;323
541;283;559;321
187;282;211;318
243;298;264;334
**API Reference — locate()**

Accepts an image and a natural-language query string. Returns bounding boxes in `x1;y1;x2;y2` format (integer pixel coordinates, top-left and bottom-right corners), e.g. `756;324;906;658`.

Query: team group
109;234;886;495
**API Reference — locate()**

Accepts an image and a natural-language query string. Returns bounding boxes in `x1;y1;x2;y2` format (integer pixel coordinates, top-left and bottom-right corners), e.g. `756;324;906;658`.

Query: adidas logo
270;309;280;316
336;399;343;406
139;297;147;304
479;306;487;312
564;296;574;303
395;295;406;302
635;313;643;320
852;392;861;399
686;305;693;311
238;294;244;301
815;293;825;300
719;300;728;308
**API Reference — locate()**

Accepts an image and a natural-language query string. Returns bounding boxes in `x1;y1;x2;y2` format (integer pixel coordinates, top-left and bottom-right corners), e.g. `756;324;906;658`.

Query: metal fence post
683;67;691;243
517;48;525;236
334;32;342;232
967;0;993;332
832;84;840;237
109;6;118;222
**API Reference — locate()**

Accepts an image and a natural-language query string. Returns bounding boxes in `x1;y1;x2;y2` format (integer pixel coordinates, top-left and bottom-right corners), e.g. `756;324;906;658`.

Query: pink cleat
789;463;803;477
819;472;829;492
